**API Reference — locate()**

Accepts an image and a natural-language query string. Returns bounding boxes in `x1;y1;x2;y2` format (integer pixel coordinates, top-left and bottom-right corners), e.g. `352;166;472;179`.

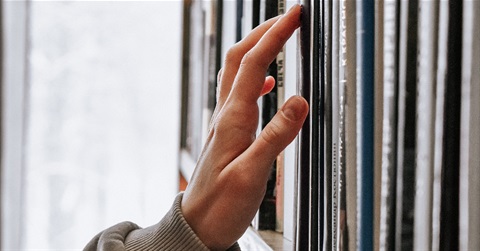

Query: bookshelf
178;0;480;250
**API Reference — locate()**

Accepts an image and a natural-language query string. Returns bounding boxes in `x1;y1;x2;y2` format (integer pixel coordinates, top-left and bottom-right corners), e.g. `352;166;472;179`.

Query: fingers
236;95;308;180
216;16;281;107
211;75;274;129
260;76;276;96
217;72;275;101
229;4;301;104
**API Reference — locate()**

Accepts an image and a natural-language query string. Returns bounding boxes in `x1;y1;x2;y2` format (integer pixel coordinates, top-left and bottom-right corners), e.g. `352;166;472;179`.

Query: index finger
229;4;302;104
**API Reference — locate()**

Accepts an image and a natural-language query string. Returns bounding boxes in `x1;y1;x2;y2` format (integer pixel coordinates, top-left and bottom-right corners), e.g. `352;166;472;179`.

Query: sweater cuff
125;193;211;250
125;193;241;251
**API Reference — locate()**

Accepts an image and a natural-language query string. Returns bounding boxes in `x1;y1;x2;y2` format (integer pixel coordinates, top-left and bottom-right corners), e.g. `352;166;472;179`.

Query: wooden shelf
238;227;293;251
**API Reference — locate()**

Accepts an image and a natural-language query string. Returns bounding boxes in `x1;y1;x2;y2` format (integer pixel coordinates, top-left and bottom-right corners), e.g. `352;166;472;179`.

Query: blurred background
2;0;182;249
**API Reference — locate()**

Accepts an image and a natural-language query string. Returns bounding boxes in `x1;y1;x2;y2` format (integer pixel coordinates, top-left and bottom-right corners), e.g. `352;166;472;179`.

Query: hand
181;5;308;250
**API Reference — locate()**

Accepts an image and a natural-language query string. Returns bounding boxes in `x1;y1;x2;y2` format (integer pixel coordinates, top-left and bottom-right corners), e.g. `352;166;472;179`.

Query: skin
181;4;308;251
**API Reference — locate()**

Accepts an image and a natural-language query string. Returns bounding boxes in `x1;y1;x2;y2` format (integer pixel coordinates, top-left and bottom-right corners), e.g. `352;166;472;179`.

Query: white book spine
379;1;398;250
413;1;439;250
430;1;450;250
331;0;340;249
460;1;480;250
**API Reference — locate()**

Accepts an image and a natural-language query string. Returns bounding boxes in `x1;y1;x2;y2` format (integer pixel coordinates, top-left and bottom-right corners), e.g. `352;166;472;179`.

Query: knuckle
240;50;257;68
224;45;242;66
240;49;269;70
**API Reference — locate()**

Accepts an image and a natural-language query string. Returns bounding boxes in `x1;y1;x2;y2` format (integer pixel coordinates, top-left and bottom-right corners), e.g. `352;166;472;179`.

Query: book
310;0;324;248
337;0;353;250
344;1;358;250
331;0;340;249
459;1;480;250
236;0;243;41
252;0;260;28
373;0;384;250
283;1;301;243
275;0;286;235
295;0;311;249
355;0;375;250
460;1;480;249
413;1;440;250
322;0;333;249
430;1;449;249
242;0;252;39
438;1;462;249
379;1;399;250
394;0;418;250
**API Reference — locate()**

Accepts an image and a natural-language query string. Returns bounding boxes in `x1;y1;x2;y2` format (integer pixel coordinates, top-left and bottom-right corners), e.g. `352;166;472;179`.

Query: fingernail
283;96;307;121
284;4;301;26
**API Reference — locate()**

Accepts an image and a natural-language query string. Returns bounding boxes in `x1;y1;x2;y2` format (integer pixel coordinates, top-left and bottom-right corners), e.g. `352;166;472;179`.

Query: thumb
239;95;308;178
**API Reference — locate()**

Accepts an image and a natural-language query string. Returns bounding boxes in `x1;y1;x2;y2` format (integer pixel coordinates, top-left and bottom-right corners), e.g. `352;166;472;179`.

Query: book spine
413;1;439;250
331;0;340;249
275;0;286;234
379;1;399;250
394;0;418;250
373;1;384;250
459;1;480;250
355;0;375;250
345;1;358;250
337;0;348;249
309;0;323;249
310;0;323;250
430;1;449;249
322;0;333;249
318;0;326;247
295;0;311;249
242;0;252;39
283;1;301;242
235;0;243;42
438;1;462;249
252;0;260;27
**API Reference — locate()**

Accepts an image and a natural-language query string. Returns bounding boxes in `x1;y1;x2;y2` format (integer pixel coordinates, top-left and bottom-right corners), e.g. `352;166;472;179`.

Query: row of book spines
205;0;476;249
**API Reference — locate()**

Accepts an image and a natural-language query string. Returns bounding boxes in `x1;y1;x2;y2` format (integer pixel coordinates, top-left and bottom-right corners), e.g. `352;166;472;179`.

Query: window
2;1;182;249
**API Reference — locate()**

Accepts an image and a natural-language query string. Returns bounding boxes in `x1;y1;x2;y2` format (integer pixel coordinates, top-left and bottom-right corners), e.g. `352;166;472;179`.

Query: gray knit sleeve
84;221;141;251
124;193;211;250
84;193;240;251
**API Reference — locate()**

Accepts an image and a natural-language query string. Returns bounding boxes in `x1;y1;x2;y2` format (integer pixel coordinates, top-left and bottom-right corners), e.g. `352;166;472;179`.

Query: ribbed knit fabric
84;193;241;251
